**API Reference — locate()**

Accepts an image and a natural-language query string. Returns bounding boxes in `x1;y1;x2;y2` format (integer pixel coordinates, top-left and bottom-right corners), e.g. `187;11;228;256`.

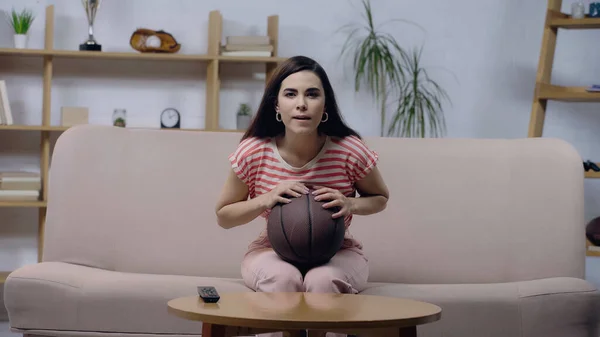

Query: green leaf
6;8;35;34
337;0;449;137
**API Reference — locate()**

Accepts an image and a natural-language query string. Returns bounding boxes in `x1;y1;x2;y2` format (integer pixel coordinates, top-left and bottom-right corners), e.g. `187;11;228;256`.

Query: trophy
79;0;102;51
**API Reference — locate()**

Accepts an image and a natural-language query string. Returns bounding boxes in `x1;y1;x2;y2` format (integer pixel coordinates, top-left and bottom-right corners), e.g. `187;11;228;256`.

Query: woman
214;55;389;334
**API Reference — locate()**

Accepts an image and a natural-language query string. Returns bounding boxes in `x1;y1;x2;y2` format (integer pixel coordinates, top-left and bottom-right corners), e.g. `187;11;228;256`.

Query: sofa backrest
42;125;585;284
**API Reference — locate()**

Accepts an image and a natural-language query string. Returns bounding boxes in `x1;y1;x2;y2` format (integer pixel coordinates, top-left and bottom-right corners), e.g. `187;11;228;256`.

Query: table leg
334;326;417;337
202;323;226;337
398;326;416;337
202;323;306;337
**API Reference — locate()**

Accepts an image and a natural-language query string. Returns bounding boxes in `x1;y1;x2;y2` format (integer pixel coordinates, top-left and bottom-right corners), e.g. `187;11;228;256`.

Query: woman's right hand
260;181;310;209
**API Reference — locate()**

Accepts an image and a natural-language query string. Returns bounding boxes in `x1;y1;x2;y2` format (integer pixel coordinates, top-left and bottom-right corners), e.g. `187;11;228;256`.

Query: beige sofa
4;125;599;337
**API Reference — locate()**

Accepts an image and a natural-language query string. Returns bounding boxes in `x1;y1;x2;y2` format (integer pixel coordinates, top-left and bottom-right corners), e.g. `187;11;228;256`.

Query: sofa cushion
361;277;600;337
4;262;250;335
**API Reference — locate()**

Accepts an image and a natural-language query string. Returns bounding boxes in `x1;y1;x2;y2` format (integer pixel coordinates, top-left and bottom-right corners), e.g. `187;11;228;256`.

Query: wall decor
60;107;88;126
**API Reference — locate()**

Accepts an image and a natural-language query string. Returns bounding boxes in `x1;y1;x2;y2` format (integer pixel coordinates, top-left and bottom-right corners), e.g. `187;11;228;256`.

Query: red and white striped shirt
228;135;379;254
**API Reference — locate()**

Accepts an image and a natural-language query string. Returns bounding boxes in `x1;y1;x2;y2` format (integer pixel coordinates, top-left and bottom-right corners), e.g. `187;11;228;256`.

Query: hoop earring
276;112;282;122
321;112;329;123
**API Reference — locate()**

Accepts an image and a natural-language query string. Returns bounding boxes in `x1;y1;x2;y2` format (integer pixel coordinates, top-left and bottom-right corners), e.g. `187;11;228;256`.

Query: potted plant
6;8;35;49
237;103;252;130
338;0;450;138
387;47;450;137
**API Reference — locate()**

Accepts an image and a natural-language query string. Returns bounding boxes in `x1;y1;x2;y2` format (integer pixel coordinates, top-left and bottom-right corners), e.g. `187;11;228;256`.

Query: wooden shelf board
0;271;10;283
536;83;600;102
0;125;245;133
587;239;600;257
0;48;287;64
549;10;600;29
0;125;67;131
52;49;214;62
0;48;211;61
217;55;286;63
585;169;600;179
0;200;46;208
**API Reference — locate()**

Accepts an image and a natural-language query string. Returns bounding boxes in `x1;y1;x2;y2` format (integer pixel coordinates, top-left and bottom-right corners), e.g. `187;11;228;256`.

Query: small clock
160;108;180;129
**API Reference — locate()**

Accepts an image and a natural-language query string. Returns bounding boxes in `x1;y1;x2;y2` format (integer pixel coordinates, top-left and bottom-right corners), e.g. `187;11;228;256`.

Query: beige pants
241;248;370;337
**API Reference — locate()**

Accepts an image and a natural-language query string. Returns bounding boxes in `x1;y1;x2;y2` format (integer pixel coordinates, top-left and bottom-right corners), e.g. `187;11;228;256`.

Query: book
0;190;40;201
220;50;272;57
223;44;273;52
586;84;600;92
226;36;270;45
0;171;41;190
0;80;13;125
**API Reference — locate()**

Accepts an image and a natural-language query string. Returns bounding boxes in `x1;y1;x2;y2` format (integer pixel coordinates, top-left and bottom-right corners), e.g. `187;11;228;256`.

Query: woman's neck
277;132;327;166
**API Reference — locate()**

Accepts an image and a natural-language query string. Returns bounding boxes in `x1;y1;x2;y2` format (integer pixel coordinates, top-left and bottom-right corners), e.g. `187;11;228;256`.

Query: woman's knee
303;268;355;293
303;249;369;294
241;249;304;292
256;267;303;292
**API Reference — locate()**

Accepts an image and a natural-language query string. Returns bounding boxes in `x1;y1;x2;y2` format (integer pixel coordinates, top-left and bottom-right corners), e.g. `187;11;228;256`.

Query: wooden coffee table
167;292;441;337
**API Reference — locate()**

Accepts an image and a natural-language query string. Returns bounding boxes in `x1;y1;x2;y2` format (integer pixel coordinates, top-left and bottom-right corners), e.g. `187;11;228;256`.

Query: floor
0;322;17;337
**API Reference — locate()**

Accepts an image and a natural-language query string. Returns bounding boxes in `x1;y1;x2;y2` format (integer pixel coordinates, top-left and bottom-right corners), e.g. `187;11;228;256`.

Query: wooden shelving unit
548;9;600;29
528;0;600;182
528;1;600;258
0;5;286;281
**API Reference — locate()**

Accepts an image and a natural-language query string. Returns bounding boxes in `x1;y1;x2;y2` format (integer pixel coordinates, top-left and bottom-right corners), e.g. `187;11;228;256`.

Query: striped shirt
228;135;379;254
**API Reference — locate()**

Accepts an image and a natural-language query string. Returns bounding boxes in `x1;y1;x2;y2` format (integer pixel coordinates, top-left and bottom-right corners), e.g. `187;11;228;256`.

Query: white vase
13;34;28;49
237;114;252;130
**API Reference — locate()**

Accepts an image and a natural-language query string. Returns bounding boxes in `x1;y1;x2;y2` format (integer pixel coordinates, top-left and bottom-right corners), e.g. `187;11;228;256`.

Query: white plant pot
13;34;28;49
237;114;252;130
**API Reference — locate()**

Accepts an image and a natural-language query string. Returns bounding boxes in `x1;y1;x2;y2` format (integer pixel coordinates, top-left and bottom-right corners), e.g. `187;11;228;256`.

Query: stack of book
220;36;273;57
0;171;41;201
586;84;600;92
0;80;13;125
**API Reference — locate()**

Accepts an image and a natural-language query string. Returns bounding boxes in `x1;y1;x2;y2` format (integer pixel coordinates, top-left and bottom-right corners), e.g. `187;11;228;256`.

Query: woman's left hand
312;185;354;219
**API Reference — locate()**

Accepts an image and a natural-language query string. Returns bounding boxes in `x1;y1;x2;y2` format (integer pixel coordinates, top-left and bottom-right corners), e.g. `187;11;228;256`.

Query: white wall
1;0;600;285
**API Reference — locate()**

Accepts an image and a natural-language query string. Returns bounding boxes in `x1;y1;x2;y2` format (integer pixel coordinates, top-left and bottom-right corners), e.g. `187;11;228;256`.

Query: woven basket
129;28;181;53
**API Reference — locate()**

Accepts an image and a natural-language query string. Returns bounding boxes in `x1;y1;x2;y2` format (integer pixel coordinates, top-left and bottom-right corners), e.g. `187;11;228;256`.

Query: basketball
586;216;600;246
267;191;346;268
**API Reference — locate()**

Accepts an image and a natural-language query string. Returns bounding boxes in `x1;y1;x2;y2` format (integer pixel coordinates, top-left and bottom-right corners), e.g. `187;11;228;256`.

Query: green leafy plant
6;8;35;35
338;0;450;138
237;103;251;116
388;47;450;138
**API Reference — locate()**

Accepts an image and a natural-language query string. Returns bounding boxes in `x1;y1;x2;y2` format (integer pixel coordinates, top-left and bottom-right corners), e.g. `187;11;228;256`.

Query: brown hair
241;55;361;141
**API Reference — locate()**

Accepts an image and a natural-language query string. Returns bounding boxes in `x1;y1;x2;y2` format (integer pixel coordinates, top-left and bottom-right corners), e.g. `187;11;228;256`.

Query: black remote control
197;286;220;303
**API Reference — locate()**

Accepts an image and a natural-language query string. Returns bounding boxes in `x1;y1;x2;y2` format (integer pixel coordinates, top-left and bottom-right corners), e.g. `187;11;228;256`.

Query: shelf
0;125;68;131
0;4;277;265
548;10;600;29
0;200;46;208
218;55;284;63
536;83;600;102
0;124;245;133
587;239;600;257
586;167;600;179
0;48;286;64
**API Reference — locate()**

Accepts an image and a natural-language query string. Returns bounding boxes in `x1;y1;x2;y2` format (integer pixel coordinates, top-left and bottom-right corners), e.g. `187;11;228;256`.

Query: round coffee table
167;292;441;337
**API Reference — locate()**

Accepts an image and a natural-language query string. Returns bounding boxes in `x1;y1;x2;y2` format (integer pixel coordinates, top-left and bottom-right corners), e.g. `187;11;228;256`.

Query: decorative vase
13;34;28;49
237;114;251;130
572;1;586;18
112;109;127;127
